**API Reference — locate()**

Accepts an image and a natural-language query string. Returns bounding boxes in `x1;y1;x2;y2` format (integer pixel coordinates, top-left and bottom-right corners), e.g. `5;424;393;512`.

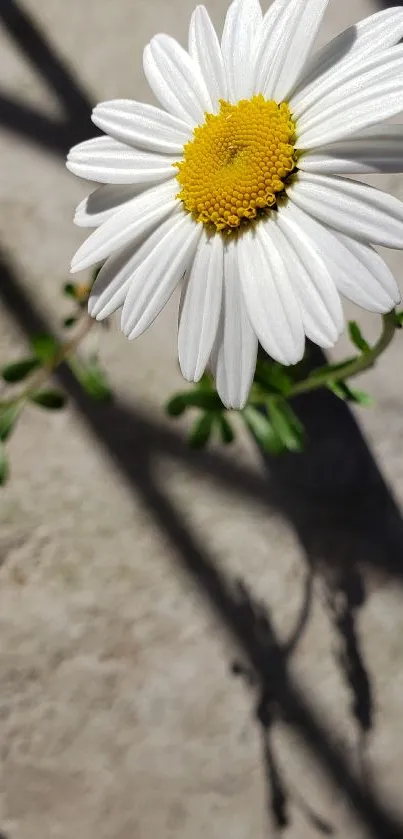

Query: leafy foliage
30;334;60;364
0;402;21;441
30;389;67;409
2;358;39;383
243;406;286;455
189;412;215;448
69;357;112;402
328;380;373;406
348;321;370;354
266;396;305;452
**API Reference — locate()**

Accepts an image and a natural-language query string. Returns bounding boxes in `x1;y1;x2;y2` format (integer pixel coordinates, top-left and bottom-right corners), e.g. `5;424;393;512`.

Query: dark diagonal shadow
2;249;403;838
2;1;403;834
0;0;93;153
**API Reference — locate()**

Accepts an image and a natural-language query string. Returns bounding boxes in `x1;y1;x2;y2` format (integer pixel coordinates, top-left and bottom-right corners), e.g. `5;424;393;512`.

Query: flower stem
3;314;95;408
290;311;397;398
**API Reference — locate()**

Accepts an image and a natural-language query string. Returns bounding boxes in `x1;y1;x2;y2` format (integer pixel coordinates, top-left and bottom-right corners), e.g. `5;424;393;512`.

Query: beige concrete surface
1;0;403;837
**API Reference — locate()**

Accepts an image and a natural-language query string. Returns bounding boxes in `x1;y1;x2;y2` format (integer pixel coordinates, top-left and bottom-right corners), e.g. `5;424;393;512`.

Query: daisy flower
67;0;403;409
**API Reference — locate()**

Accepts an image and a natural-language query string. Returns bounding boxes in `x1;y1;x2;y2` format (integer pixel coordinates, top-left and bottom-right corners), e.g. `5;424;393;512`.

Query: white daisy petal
253;0;288;95
297;47;403;148
211;237;258;410
238;225;305;364
89;211;182;320
178;230;224;382
273;210;344;347
221;0;263;102
143;34;212;126
71;180;178;273
66;0;403;400
121;213;202;339
284;201;400;313
188;6;227;110
88;243;146;321
294;7;403;100
75;184;146;228
288;173;403;249
92;100;192;154
257;0;329;102
298;125;403;175
333;231;401;311
67;136;177;184
293;44;403;122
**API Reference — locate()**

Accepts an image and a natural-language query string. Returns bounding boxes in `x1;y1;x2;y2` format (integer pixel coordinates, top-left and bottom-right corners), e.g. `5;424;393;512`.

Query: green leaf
0;441;9;485
243;406;286;455
218;415;235;445
30;389;66;410
348;321;370;354
2;357;39;383
63;282;77;299
267;397;305;452
189;412;215;449
166;388;222;416
395;311;403;328
30;334;59;364
63;316;77;329
348;387;373;407
327;381;348;400
254;359;293;395
328;380;373;406
166;394;188;417
0;402;21;441
69;357;112;402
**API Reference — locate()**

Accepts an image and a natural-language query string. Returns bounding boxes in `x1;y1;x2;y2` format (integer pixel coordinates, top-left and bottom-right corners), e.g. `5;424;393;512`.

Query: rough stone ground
1;0;403;837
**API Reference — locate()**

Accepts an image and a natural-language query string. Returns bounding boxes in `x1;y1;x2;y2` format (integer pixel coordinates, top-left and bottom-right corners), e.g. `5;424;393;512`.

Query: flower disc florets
175;95;296;231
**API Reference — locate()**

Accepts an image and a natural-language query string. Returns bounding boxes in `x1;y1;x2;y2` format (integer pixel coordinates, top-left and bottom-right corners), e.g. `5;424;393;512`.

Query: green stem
1;314;94;409
290;310;397;397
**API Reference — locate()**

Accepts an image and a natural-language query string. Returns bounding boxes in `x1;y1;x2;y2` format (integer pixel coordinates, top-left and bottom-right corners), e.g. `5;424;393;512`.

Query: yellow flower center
175;95;296;232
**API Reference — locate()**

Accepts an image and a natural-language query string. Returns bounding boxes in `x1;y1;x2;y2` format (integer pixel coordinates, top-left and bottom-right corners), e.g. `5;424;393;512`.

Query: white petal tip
88;299;111;321
279;344;306;368
228;398;247;410
66;159;85;179
126;329;138;341
70;262;83;275
311;331;339;350
394;289;402;307
180;365;203;384
217;391;247;410
121;318;138;340
87;296;99;318
71;251;99;274
379;297;401;314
